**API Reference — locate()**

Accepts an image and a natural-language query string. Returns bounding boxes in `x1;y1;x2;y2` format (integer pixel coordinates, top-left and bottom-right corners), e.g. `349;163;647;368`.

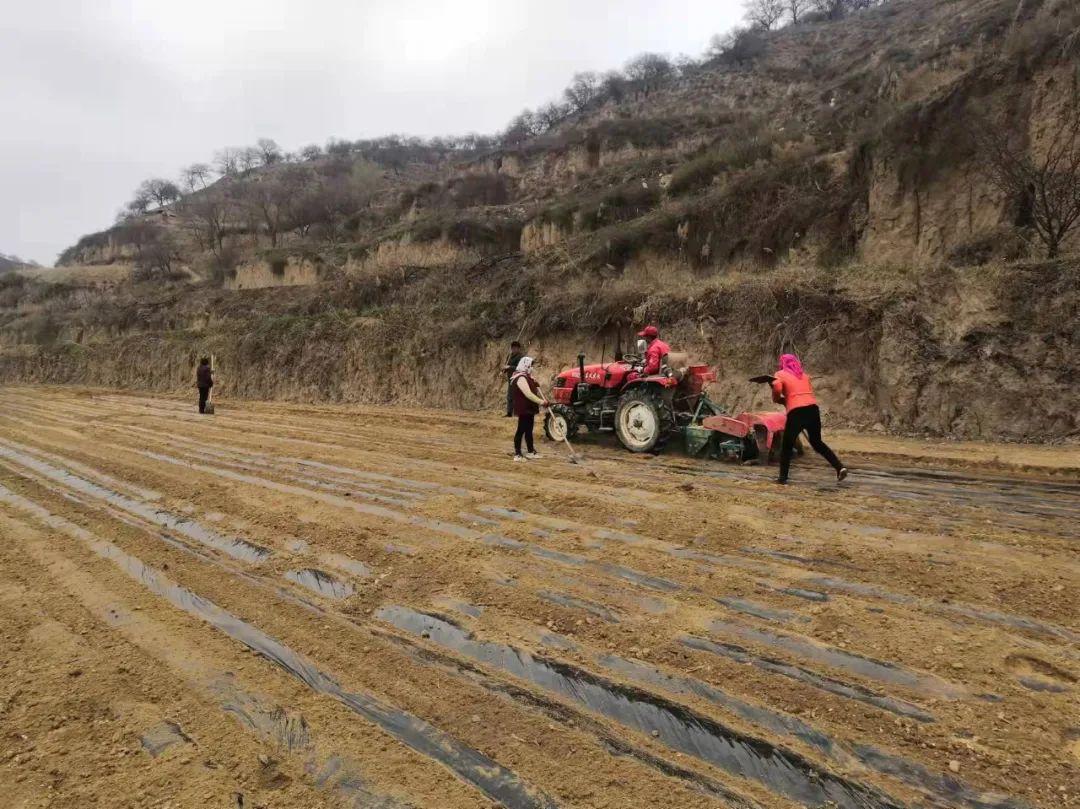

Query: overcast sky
2;1;743;265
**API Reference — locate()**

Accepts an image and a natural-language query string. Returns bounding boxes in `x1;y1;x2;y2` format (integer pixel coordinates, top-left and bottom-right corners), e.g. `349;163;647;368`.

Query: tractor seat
664;351;690;381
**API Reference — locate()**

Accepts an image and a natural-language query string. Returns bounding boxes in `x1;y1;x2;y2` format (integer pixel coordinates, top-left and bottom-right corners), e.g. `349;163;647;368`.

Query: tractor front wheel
544;405;579;442
614;388;672;453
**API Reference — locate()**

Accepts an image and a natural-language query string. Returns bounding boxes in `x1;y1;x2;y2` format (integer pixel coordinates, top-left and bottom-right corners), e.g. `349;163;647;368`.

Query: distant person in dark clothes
510;356;548;462
771;354;848;484
503;340;524;417
195;357;214;414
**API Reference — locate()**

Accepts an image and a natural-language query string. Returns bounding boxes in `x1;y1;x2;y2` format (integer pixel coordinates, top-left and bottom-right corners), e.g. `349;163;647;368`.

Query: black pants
514;413;536;456
779;405;842;480
198;386;210;413
506;382;515;416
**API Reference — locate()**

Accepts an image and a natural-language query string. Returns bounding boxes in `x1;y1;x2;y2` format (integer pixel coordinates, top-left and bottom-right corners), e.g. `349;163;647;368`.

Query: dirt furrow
0;386;1075;808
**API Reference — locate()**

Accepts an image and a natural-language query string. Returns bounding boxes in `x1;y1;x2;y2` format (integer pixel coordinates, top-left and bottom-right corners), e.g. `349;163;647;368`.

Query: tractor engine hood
557;361;634;389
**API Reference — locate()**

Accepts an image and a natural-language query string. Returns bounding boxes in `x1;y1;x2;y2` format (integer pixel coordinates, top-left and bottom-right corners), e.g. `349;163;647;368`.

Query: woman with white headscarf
510;356;548;461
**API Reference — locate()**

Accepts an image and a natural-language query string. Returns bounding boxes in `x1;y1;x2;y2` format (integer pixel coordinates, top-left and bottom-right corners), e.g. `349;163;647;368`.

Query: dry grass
345;241;481;278
17;264;132;286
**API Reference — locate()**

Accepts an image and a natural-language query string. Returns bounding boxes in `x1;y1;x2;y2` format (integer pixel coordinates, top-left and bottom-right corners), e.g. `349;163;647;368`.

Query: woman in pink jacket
771;354;848;484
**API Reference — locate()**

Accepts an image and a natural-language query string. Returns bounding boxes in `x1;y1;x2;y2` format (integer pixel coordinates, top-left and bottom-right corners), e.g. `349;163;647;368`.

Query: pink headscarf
779;354;804;379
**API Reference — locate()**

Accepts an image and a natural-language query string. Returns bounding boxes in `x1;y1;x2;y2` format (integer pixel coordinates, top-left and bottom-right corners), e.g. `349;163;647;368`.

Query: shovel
551;410;598;478
563;435;599;479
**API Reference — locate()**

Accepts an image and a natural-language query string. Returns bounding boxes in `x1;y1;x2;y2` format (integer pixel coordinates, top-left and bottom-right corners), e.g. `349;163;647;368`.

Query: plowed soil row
0;386;1076;809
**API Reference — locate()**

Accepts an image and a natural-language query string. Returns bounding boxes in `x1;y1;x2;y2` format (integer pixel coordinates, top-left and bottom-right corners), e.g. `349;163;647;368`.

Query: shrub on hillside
592;118;680;150
447;174;511;207
947;227;1030;267
208;244;241;284
668;136;775;196
579;183;662;230
709;28;768;66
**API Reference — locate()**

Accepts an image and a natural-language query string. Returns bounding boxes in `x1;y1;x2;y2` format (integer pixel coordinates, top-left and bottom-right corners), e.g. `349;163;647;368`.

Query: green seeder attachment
681;394;751;461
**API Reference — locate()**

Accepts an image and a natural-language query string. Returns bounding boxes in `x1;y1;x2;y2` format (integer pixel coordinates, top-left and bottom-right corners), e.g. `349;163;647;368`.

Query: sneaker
513;455;527;463
526;452;541;460
837;467;849;482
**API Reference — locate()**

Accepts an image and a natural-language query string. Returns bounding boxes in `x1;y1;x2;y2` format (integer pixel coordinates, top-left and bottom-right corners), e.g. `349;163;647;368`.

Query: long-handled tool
563;435;599;478
552;413;598;478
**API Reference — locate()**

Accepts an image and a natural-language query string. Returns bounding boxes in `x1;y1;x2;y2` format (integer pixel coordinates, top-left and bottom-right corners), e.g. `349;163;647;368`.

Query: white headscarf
511;356;534;379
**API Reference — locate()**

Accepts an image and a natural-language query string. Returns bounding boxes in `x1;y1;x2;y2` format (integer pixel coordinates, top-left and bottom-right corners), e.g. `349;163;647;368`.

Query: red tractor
543;347;787;462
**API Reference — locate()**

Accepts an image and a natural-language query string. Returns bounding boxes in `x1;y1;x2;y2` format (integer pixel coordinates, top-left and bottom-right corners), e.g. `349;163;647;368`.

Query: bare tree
808;0;880;19
535;101;569;132
979;106;1080;258
674;54;700;76
214;147;240;177
564;71;602;112
115;219;161;258
325;138;352;158
501;110;540;146
785;0;813;23
135;178;180;210
300;144;323;161
809;0;841;16
623;53;674;93
181;193;230;255
125;190;152;217
744;0;785;29
235;164;313;248
601;70;630;104
709;28;768;64
256;138;282;166
182;163;212;193
134;229;183;278
238;146;261;173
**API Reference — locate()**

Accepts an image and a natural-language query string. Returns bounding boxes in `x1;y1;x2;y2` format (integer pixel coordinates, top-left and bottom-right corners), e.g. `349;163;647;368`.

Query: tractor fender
621;376;678;391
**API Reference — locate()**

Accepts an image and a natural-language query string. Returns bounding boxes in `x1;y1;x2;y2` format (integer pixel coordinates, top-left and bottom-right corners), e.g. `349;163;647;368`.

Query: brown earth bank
0;385;1076;809
0;258;1076;441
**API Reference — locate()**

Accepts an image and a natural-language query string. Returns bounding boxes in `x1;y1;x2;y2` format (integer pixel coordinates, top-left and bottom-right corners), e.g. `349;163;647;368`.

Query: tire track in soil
0;402;1068;738
0;406;1054;717
0;462;903;809
0;438;1031;809
0;388;1071;803
7;408;1073;670
0;510;421;809
0;462;762;808
0;482;561;809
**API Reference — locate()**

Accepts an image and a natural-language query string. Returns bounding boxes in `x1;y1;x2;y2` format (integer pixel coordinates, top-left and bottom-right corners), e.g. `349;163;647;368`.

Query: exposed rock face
225;259;321;290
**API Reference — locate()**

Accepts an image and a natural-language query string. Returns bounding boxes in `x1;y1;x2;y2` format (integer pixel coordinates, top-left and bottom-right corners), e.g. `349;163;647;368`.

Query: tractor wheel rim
548;414;568;441
621;402;657;448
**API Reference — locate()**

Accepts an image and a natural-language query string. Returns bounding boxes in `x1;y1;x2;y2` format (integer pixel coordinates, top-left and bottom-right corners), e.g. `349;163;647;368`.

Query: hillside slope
3;0;1079;440
0;253;35;275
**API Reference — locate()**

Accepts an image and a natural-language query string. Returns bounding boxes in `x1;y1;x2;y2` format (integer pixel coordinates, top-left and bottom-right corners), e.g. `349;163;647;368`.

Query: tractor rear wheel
544;405;578;442
615;388;673;453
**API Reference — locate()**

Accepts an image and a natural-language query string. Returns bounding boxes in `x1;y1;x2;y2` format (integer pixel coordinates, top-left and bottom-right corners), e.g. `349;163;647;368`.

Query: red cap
637;325;659;339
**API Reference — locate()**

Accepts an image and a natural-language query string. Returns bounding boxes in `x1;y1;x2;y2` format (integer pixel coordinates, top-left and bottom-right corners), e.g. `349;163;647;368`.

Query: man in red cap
638;325;670;376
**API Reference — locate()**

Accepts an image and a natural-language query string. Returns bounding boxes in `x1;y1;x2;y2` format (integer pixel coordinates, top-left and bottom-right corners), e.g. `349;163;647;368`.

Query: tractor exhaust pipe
578;353;586;382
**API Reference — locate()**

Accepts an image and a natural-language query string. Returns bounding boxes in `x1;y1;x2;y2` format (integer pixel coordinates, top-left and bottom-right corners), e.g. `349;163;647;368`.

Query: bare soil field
0;386;1076;809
